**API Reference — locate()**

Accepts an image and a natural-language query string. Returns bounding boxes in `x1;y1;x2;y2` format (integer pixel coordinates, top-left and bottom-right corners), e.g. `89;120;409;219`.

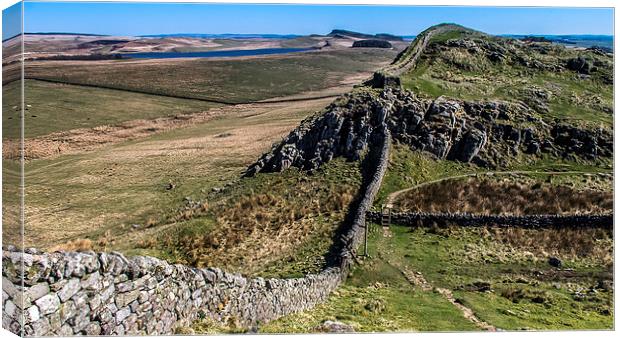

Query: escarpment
246;86;612;176
247;23;612;176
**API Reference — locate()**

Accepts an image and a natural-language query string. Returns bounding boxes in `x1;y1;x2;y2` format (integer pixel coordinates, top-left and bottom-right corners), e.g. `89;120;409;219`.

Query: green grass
381;224;613;330
400;38;613;128
259;284;478;333
256;225;479;333
376;144;478;206
3;79;220;139
196;220;612;333
24;49;397;104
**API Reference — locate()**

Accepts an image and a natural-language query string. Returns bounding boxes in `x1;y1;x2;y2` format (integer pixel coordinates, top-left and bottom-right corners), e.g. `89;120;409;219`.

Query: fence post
364;219;369;257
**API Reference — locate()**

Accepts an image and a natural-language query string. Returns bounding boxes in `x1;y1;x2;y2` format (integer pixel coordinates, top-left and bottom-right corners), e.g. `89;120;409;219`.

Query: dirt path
385;170;606;207
376;231;495;331
386;254;496;331
434;287;496;331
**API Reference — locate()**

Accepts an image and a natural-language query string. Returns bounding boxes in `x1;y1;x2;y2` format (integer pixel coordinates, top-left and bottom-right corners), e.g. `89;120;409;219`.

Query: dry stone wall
1;125;392;337
367;211;613;229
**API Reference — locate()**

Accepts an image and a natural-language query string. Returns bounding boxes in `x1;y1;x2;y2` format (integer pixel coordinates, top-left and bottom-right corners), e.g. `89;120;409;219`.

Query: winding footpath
385;170;610;207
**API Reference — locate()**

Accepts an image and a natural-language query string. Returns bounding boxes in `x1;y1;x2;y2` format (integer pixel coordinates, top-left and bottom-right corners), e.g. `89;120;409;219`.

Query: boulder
316;320;356;333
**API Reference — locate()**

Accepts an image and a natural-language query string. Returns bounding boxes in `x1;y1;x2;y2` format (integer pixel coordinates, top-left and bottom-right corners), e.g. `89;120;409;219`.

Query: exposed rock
246;85;611;176
34;294;60;315
566;56;595;74
316;320;356;333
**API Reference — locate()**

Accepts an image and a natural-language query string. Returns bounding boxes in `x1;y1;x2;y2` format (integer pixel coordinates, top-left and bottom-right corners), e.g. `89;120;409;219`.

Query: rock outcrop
246;86;612;176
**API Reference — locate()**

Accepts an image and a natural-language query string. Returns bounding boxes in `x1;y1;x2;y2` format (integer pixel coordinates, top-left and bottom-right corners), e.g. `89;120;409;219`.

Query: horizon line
3;30;614;42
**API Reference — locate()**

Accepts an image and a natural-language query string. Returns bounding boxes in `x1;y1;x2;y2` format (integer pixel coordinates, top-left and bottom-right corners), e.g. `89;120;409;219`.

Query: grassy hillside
19;94;326;253
142;158;362;277
400;28;613;128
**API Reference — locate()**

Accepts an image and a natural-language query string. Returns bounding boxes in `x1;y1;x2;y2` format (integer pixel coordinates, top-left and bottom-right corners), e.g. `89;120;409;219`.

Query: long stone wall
367;211;613;229
1;125;392;337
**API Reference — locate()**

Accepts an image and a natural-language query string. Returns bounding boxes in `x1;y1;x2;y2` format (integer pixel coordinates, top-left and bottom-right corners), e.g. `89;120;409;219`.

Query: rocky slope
246;87;611;176
245;24;613;175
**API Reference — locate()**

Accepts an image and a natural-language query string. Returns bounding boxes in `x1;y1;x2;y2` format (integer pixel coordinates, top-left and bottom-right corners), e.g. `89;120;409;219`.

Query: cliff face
246;86;611;176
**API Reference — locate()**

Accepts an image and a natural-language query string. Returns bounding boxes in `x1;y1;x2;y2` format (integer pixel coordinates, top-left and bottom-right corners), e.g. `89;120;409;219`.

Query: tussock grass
49;238;93;252
484;226;613;267
394;177;612;215
143;159;362;276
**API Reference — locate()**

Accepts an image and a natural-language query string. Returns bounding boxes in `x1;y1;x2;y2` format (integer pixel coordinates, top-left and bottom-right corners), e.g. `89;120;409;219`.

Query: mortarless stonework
366;211;613;229
1;120;393;337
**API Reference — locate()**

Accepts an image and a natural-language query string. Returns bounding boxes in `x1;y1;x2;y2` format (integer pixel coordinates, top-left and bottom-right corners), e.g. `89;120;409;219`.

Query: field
196;221;612;333
3;46;400;272
176;138;613;333
3;79;221;139
392;175;613;215
20;96;330;252
24;48;398;103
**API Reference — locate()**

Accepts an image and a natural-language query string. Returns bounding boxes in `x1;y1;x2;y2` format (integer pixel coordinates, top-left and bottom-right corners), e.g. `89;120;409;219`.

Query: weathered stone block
116;306;131;322
31;316;51;336
116;289;140;308
25;305;40;323
58;278;81;302
4;299;17;318
81;271;101;290
59;300;77;324
35;294;60;315
25;283;50;303
84;321;102;335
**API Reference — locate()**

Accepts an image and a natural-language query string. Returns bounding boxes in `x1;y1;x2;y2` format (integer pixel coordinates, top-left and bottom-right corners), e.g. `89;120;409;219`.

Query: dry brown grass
439;224;613;268
394;177;612;215
49;238;93;252
175;187;354;271
150;166;360;274
484;226;613;266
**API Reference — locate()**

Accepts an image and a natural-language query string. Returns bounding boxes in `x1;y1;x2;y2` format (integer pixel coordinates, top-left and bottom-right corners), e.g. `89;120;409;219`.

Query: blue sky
2;2;21;40
3;2;614;40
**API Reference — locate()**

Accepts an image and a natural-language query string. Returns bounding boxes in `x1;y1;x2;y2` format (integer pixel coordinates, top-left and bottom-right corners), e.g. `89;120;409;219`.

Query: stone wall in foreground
366;211;613;229
2;249;342;336
1;126;392;337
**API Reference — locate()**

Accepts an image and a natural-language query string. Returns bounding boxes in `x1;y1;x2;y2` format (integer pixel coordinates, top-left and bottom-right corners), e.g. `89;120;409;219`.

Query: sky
2;2;615;40
2;2;21;40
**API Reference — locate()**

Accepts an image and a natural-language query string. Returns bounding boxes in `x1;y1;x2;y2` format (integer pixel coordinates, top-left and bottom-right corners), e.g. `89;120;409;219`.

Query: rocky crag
246;85;611;175
247;24;612;175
